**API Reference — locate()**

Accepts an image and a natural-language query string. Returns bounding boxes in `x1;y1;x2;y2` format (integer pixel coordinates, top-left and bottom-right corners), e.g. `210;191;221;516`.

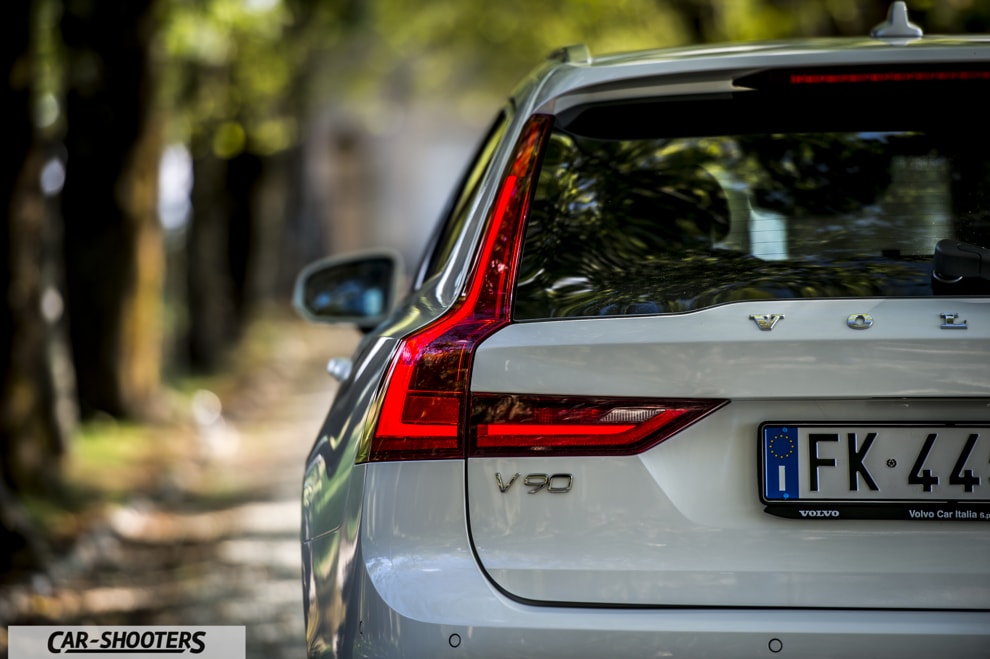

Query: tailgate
465;299;990;608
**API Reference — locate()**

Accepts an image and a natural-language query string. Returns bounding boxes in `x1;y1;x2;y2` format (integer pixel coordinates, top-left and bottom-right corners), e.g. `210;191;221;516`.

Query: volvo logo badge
847;313;874;330
750;314;784;331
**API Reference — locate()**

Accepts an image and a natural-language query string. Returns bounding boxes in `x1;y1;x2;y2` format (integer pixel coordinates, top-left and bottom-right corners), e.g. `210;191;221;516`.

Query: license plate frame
759;422;990;521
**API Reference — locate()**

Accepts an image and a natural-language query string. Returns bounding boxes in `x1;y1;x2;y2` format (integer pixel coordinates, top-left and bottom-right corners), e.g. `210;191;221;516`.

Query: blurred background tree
3;0;990;572
60;0;163;420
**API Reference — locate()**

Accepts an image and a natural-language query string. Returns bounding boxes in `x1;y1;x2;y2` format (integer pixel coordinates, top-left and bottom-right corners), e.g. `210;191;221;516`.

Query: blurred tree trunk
665;0;714;41
1;0;74;572
59;0;164;418
275;0;366;295
186;150;263;371
277;141;330;296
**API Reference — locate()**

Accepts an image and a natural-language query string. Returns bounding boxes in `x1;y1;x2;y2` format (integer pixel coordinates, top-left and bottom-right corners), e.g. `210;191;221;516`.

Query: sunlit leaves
211;120;245;158
162;0;300;156
369;0;684;101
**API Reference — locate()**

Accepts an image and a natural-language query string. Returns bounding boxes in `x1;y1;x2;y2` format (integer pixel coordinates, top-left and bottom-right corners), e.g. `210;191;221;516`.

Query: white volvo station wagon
294;4;990;657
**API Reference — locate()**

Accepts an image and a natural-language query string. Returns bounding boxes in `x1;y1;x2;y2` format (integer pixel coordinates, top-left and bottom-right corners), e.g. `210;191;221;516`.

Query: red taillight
789;71;990;84
364;114;553;463
470;394;727;457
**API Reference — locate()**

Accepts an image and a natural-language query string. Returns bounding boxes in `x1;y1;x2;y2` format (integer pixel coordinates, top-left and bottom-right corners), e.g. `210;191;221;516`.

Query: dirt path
0;318;360;659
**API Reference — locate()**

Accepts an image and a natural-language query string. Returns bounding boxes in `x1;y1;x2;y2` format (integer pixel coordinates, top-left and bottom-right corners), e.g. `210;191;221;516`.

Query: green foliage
32;0;64;135
368;0;685;95
162;0;305;155
159;0;990;156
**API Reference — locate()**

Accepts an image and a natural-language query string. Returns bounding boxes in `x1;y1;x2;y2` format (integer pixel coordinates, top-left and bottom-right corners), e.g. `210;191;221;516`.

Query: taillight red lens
371;318;502;459
789;70;990;84
364;115;553;463
470;394;727;457
734;65;990;89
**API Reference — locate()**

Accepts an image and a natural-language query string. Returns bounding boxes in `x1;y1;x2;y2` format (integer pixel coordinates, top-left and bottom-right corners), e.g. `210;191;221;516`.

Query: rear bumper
353;591;990;659
304;461;990;658
356;513;990;658
342;550;990;658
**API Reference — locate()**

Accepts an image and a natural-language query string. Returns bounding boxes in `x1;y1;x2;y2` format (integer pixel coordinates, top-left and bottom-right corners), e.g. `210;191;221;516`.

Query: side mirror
293;249;404;331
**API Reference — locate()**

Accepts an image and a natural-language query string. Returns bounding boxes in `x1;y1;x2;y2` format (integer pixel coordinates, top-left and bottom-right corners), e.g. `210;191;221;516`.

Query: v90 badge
496;472;573;494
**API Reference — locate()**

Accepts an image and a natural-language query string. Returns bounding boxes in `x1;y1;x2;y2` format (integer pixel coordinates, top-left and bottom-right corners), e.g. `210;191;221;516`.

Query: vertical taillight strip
363;115;553;463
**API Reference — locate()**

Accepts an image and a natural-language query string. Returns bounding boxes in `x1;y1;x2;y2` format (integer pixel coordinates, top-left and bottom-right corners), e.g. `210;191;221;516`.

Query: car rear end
303;37;990;659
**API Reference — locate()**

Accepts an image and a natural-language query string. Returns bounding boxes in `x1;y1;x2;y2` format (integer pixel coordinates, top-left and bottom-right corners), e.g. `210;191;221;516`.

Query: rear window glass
514;88;990;320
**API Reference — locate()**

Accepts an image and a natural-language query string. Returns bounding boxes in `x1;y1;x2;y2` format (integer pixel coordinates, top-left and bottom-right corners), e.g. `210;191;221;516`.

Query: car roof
517;35;990;113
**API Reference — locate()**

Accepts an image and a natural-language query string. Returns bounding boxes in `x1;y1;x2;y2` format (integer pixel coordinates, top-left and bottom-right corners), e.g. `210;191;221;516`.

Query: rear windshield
513;86;990;320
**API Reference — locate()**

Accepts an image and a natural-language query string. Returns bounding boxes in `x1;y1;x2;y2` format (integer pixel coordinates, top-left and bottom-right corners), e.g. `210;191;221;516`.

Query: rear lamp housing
362;115;553;463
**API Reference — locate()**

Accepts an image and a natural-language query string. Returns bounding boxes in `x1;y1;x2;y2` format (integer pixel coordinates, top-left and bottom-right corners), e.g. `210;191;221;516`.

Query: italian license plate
759;423;990;521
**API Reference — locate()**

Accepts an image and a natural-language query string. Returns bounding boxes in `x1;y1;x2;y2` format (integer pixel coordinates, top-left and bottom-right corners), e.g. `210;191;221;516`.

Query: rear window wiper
933;239;990;284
